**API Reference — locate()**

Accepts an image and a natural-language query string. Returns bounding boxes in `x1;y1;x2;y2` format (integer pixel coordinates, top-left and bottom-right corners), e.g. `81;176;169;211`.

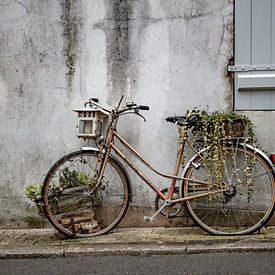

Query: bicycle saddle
165;114;198;128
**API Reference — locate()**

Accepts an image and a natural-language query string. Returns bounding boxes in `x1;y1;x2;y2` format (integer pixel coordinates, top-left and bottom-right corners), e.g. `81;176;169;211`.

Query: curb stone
0;227;275;259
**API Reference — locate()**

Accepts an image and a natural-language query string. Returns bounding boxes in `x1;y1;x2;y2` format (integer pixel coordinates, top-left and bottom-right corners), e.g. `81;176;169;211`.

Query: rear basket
223;119;245;138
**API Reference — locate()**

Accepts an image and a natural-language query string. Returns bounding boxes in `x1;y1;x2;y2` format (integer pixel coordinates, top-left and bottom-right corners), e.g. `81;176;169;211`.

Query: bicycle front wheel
183;144;275;235
43;150;130;238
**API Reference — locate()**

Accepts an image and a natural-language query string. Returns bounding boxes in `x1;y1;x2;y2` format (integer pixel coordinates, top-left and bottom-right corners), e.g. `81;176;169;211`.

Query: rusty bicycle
42;96;275;238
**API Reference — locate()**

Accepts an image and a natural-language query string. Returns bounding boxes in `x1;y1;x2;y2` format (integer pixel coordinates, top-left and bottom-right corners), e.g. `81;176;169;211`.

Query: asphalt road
1;251;275;275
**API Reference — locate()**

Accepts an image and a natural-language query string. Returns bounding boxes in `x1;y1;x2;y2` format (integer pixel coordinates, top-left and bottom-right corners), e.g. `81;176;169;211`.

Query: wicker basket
224;119;245;137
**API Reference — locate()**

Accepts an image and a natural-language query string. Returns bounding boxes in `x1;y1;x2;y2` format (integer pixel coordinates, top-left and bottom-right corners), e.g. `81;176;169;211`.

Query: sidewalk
1;227;275;259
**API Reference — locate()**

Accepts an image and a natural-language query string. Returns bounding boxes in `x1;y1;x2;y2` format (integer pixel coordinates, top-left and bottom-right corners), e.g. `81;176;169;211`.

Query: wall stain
61;0;83;93
16;83;24;97
95;0;133;104
160;0;209;21
127;0;150;93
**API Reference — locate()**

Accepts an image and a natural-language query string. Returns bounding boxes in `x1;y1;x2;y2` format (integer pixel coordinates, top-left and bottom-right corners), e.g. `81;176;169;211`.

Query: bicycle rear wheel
43;150;130;238
183;143;275;235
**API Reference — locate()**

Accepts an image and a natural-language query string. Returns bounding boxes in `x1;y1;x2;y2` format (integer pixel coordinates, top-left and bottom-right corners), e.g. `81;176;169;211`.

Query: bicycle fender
80;147;99;152
181;143;274;177
239;143;275;177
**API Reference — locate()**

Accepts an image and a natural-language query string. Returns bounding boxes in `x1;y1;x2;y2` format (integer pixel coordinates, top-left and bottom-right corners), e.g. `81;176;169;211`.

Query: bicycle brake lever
135;111;146;122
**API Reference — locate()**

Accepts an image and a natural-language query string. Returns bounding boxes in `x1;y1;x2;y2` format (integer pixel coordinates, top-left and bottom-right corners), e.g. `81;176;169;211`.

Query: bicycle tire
42;150;130;238
182;143;275;235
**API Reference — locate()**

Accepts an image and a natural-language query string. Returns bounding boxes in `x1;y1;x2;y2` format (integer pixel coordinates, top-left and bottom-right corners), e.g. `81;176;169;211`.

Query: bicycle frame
93;99;224;211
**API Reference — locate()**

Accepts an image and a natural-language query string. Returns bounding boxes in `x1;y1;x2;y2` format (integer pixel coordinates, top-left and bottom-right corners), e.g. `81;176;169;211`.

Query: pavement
1;226;275;259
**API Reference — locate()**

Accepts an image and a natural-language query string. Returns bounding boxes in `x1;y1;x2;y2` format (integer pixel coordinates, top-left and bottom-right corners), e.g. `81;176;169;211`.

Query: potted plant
182;109;256;146
25;170;97;215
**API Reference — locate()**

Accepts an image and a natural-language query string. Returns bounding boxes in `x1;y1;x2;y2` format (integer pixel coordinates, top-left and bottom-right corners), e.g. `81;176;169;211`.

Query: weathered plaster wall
0;0;82;225
0;0;237;225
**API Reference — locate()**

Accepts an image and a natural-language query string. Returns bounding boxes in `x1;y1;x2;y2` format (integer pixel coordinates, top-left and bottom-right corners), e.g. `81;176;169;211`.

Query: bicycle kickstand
144;199;171;222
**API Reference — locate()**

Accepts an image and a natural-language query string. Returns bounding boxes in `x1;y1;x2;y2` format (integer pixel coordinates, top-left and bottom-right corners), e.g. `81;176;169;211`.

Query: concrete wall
0;0;250;226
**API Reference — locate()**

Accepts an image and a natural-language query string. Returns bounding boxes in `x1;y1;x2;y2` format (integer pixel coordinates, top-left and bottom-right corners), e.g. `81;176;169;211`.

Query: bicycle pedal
144;216;155;222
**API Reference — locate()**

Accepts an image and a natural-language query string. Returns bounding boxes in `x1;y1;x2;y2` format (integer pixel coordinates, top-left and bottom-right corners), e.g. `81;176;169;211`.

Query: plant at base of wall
25;183;43;202
25;170;97;202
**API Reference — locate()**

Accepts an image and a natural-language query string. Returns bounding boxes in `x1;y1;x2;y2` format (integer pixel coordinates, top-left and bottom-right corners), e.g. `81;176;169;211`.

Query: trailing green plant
25;183;43;201
182;109;257;149
183;109;255;143
179;109;257;195
198;111;256;145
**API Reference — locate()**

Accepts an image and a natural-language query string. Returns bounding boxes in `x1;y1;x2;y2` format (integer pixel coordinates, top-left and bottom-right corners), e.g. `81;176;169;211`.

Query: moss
23;215;47;229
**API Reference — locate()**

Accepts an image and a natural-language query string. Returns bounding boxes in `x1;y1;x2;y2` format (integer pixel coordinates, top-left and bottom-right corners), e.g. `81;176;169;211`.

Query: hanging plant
179;109;257;191
197;110;256;145
181;109;257;149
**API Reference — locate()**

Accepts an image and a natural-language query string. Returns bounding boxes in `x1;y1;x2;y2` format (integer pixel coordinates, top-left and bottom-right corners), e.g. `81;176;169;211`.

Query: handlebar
125;102;149;111
84;98;111;113
84;98;149;117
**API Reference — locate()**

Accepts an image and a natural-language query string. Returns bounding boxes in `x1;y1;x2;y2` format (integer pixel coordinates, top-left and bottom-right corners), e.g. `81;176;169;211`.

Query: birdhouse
73;108;109;139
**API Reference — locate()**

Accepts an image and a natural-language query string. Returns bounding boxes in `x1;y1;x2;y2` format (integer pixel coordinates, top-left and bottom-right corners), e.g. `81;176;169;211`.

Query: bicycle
41;96;275;238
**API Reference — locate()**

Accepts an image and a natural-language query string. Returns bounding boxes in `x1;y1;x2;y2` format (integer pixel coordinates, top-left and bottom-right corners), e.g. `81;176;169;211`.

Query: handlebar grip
85;98;99;107
138;105;150;111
